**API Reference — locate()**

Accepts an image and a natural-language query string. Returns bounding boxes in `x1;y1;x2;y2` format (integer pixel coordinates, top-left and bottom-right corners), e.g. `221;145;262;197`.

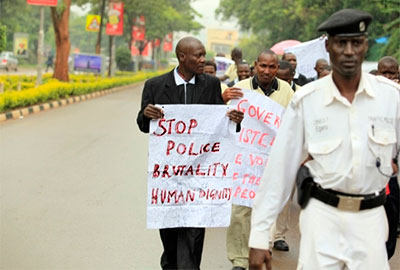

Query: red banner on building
132;26;145;41
131;41;151;56
163;33;173;52
27;0;57;6
106;2;124;36
154;39;161;47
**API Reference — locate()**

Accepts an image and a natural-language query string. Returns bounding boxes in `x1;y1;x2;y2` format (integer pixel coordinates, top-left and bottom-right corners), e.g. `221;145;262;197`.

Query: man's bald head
378;56;399;70
282;52;297;71
257;50;279;62
315;58;329;78
316;58;328;66
175;37;206;78
175;37;204;60
377;56;399;82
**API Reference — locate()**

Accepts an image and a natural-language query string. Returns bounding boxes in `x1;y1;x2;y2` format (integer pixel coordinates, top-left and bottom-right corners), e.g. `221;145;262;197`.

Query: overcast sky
190;0;238;43
192;0;237;29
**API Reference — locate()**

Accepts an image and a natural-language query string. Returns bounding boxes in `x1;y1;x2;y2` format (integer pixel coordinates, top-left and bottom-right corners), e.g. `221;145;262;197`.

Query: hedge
0;70;167;113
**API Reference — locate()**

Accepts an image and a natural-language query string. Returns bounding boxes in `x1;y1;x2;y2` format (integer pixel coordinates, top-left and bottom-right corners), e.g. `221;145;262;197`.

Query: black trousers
159;227;205;270
384;177;399;259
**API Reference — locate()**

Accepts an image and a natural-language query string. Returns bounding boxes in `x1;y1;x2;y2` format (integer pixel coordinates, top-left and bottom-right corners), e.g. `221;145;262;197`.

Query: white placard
230;90;285;207
147;105;236;229
284;37;329;78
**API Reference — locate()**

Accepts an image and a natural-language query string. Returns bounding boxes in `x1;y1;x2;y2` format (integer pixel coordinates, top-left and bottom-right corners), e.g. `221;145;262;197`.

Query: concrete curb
0;81;143;123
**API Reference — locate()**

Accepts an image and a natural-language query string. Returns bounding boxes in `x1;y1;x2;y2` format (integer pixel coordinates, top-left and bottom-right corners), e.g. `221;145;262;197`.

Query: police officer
248;9;400;270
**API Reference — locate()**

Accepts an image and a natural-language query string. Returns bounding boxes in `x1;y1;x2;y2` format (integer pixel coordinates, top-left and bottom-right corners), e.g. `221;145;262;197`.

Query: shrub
0;70;167;113
116;46;132;71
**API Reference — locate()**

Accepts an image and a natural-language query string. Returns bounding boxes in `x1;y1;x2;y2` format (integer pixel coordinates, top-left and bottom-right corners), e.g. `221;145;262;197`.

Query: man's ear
177;52;185;62
364;38;369;53
325;38;330;53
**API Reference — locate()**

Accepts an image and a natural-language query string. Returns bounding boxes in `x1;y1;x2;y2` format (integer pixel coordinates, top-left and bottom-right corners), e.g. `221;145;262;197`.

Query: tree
123;0;202;53
238;34;268;64
217;0;400;61
0;0;52;61
50;0;71;82
0;24;6;53
74;0;202;70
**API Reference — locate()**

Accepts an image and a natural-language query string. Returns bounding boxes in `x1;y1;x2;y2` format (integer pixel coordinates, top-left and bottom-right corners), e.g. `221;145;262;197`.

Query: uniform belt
311;185;386;212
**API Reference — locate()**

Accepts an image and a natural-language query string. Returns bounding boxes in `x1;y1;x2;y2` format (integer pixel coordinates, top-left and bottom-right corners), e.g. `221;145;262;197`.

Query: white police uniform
249;71;400;269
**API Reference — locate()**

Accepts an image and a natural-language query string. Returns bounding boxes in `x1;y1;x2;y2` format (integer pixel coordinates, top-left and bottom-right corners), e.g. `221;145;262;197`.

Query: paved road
1;82;399;269
0;66;38;76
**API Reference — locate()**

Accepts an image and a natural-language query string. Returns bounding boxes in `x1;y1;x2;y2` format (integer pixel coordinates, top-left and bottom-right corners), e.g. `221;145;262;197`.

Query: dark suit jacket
293;73;310;86
137;69;224;133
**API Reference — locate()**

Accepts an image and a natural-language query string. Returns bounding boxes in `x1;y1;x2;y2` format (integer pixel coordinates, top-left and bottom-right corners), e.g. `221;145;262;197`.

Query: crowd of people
137;8;400;270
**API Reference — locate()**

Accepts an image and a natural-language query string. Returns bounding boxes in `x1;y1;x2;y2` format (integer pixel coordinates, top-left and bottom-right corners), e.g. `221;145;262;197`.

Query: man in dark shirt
282;52;310;86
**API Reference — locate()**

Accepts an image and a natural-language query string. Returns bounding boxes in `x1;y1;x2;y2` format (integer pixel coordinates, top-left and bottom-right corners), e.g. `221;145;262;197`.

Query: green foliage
383;16;400;62
366;43;386;61
238;34;268;64
217;0;400;61
121;0;202;49
115;46;132;71
75;0;202;52
0;23;6;52
0;0;53;61
67;13;99;54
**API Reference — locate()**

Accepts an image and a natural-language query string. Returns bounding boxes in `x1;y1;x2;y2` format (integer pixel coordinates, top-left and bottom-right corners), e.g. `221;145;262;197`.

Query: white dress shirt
249;72;400;250
174;67;195;104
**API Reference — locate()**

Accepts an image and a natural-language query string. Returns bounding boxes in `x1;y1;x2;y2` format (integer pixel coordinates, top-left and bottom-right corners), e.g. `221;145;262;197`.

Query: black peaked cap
318;9;373;36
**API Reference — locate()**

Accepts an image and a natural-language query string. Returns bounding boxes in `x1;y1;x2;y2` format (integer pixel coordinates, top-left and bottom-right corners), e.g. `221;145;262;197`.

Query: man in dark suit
137;36;243;270
282;52;310;86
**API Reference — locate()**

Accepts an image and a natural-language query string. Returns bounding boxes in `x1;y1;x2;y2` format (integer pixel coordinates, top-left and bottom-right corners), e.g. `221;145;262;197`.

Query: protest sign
284;36;329;78
229;90;285;207
147;105;236;229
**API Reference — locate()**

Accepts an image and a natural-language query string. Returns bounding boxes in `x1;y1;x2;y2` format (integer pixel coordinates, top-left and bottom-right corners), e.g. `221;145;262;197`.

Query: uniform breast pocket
308;138;342;174
368;128;397;168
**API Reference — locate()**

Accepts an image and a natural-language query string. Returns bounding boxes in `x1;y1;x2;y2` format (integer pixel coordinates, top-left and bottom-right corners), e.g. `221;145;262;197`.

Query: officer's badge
359;21;366;32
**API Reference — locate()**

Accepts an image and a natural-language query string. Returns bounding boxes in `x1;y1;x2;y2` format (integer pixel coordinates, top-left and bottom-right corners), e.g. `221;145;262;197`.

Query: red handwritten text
153;118;198;136
166;141;220;156
153;163;229;178
237;99;281;128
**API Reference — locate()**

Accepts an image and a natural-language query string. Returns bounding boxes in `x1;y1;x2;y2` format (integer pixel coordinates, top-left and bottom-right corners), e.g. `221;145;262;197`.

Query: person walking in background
376;56;400;259
377;56;399;83
204;60;228;92
276;60;300;92
313;58;330;80
227;61;251;87
219;47;243;83
282;52;310;86
46;53;54;72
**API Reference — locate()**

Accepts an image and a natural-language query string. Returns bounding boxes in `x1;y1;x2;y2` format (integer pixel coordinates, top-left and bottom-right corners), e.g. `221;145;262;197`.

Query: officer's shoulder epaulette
374;75;400;91
290;83;317;107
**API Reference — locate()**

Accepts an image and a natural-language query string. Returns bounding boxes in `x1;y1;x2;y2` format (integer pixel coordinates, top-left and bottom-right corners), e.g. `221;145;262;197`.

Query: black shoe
273;240;289;251
232;267;245;270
